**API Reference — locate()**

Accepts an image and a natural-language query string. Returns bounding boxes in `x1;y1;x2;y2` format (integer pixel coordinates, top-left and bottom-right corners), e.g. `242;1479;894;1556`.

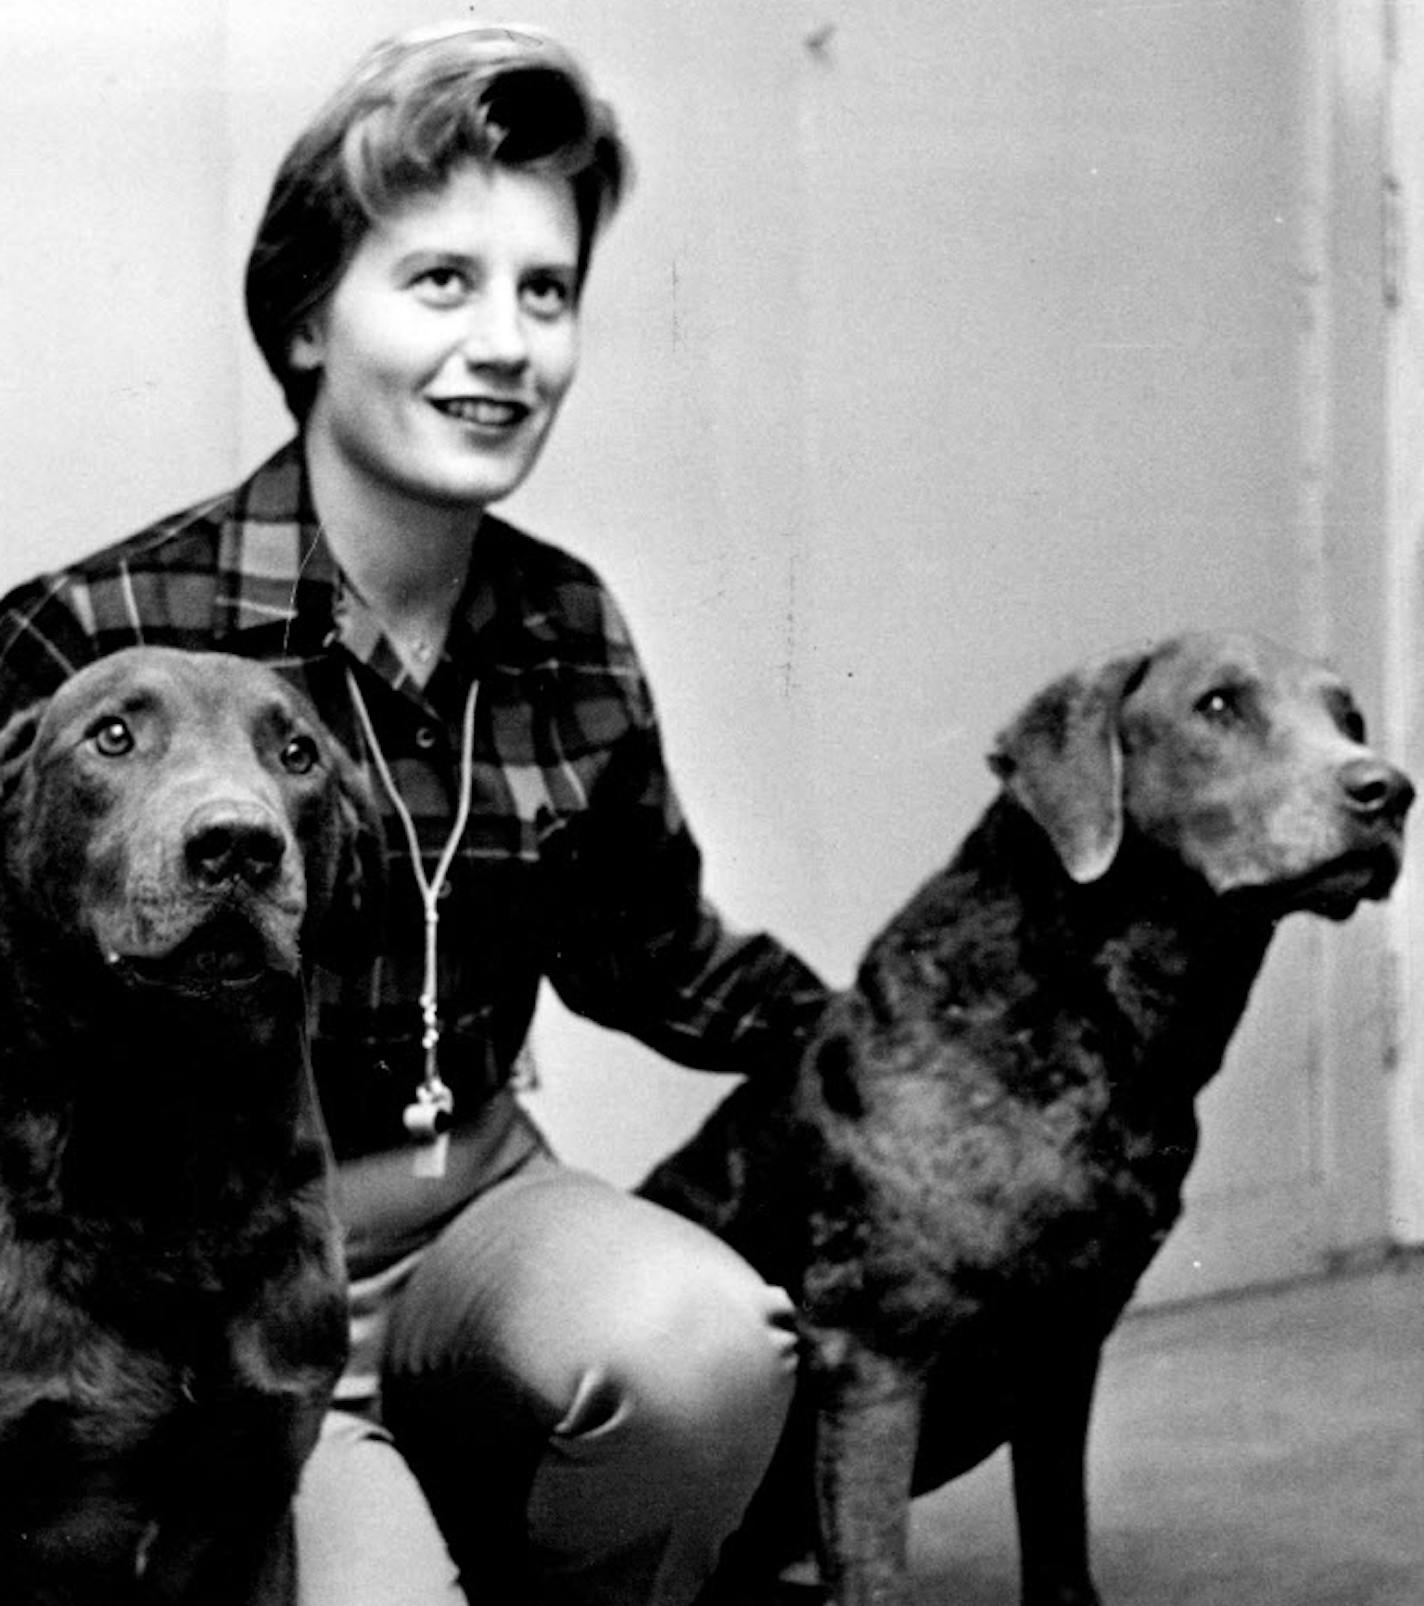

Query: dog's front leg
811;1338;923;1606
138;1505;297;1606
1007;1341;1103;1606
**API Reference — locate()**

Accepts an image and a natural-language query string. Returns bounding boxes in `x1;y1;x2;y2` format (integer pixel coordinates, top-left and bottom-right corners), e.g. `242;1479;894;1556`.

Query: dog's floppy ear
988;648;1152;883
0;700;46;813
306;736;387;973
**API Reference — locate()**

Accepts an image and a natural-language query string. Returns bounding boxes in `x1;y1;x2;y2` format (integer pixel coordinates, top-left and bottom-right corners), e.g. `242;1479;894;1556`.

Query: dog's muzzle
183;800;290;893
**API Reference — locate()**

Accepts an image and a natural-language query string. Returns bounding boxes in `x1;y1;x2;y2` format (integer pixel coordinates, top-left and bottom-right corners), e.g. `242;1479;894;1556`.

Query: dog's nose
1339;758;1415;824
184;803;287;890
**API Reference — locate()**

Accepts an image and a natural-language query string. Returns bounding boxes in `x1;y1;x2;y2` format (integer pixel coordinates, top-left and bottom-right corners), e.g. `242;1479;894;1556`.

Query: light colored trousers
294;1158;799;1605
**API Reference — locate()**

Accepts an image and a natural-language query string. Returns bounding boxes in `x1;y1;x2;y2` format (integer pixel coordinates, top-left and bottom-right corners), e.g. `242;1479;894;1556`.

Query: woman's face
292;161;581;513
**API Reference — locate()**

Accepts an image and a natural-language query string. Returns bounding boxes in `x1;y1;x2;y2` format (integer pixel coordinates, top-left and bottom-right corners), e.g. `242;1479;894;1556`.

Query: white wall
0;2;240;562
0;1;1401;1299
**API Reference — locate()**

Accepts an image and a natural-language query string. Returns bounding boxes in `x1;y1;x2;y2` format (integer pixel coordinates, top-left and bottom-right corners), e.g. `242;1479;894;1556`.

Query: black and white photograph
0;3;1419;1602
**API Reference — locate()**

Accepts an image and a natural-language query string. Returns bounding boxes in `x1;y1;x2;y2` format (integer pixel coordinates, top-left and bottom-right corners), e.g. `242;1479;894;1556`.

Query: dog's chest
802;1041;1188;1350
0;1290;191;1545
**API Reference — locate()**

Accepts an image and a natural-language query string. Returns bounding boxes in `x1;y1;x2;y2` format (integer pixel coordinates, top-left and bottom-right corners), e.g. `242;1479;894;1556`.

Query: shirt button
414;725;438;751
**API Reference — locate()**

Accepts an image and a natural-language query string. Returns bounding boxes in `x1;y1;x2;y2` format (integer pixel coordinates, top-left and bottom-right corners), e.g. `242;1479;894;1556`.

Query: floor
905;1254;1424;1605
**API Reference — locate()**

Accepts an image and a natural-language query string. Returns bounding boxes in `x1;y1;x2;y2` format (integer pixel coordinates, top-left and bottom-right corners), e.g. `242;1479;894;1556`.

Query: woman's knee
565;1238;799;1464
385;1165;799;1487
524;1207;801;1600
380;1168;801;1599
389;1165;797;1419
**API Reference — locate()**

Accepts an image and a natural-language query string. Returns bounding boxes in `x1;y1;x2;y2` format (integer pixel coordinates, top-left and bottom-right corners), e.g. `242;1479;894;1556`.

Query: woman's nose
459;286;528;369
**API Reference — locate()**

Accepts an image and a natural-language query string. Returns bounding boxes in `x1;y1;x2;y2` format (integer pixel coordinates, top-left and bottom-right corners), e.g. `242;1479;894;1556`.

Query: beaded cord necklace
345;666;480;1180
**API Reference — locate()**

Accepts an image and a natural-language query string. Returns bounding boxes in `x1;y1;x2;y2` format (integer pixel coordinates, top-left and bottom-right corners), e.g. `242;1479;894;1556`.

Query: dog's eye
1322;687;1367;744
280;734;321;776
88;717;134;757
1195;686;1244;725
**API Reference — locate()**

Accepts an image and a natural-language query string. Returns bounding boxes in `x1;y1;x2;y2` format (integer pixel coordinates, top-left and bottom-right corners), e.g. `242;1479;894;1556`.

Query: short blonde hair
244;23;630;419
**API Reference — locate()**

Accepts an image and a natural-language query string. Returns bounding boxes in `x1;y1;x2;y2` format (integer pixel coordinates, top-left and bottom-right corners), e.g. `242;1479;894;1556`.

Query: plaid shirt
0;440;828;1169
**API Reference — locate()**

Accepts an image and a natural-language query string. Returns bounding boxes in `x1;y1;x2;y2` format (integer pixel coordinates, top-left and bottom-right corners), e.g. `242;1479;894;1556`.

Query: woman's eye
413;267;470;305
280;734;321;776
89;718;134;757
521;274;574;320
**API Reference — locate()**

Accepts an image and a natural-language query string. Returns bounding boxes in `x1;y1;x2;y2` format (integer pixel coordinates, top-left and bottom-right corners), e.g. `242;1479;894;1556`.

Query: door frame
1384;0;1424;1244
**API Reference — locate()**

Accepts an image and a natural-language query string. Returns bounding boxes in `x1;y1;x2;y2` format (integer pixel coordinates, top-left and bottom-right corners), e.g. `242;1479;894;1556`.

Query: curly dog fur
644;631;1413;1606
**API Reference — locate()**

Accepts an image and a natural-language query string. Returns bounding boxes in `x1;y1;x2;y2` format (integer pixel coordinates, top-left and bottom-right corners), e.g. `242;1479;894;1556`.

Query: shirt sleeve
0;574;101;723
542;654;831;1080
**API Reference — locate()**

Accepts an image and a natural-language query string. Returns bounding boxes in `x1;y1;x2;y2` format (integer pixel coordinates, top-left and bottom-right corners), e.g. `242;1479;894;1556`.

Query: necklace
346;667;480;1180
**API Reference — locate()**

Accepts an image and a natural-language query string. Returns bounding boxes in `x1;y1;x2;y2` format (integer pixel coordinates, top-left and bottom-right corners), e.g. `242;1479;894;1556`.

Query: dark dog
643;631;1413;1606
0;647;372;1604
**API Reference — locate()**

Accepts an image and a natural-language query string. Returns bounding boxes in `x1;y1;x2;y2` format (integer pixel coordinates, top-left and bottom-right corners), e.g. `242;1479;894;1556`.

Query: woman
0;22;828;1606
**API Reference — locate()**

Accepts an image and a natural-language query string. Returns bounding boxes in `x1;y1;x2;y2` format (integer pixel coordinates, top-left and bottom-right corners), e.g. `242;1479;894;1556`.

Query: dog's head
989;631;1413;919
0;647;380;996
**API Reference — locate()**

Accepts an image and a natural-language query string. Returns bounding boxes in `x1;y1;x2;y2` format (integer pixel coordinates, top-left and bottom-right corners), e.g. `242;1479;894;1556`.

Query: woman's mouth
430;396;531;429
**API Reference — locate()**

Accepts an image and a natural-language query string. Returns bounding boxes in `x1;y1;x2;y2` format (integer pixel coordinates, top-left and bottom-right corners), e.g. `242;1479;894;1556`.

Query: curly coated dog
0;647;375;1604
643;631;1413;1606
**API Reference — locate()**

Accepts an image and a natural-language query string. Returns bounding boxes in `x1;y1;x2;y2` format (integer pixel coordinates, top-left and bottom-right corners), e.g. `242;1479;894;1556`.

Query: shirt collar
218;438;546;692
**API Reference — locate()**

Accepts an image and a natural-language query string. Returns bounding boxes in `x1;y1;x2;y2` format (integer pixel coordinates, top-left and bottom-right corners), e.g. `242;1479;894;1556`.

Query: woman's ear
288;318;326;373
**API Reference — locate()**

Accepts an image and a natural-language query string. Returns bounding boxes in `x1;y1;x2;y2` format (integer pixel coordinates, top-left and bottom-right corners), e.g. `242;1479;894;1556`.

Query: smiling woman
0;20;828;1606
292;161;584;666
